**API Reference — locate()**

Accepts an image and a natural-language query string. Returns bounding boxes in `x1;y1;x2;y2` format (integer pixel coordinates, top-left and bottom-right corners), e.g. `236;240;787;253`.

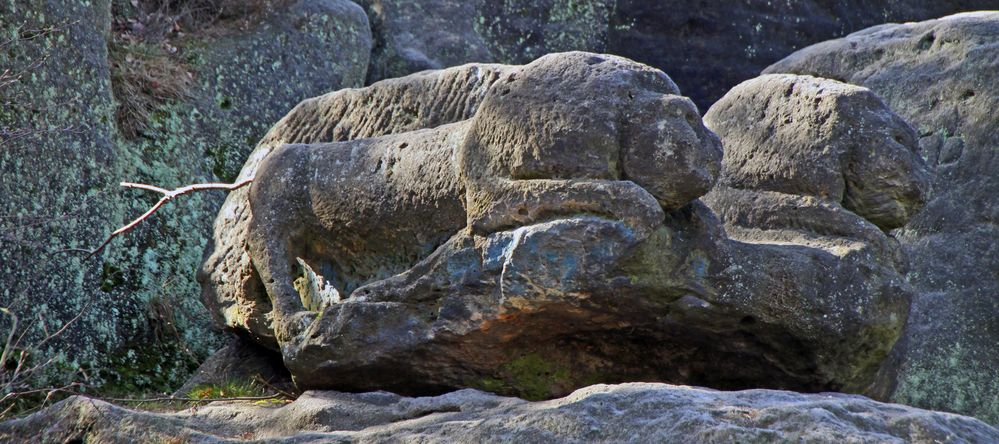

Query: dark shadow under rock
173;335;292;398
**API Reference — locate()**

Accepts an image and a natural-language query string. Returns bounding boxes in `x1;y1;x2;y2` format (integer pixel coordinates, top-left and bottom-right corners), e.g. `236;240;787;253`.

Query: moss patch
97;341;201;397
471;353;575;401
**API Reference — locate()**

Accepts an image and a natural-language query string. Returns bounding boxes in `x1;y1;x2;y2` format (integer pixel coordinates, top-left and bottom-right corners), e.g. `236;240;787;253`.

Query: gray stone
198;60;517;349
0;0;136;390
350;0;999;110
202;52;925;399
764;11;999;424
703;74;930;251
172;336;291;398
3;383;997;443
194;0;373;183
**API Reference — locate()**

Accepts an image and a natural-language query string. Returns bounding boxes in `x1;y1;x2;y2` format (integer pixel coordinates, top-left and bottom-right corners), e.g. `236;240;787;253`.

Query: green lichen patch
0;0;369;414
893;343;999;425
96;341;202;397
474;0;615;64
471;353;575;401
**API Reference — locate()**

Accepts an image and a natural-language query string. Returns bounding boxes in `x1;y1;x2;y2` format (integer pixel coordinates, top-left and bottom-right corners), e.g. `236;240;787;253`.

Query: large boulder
0;0;135;392
3;383;997;442
351;0;999;109
703;74;930;262
0;0;371;394
189;0;373;183
203;52;924;399
765;12;999;424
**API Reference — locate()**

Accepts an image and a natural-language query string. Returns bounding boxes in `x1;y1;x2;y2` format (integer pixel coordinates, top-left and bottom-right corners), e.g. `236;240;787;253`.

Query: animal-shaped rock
199;62;518;347
764;12;999;422
204;57;928;398
691;74;932;394
703;74;931;256
247;52;722;341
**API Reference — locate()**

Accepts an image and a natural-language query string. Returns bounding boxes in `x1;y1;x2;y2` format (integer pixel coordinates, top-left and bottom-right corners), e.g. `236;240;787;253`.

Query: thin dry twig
0;388;285;419
0;382;86;418
1;301;94;402
98;393;284;403
32;301;93;351
252;375;298;400
83;177;253;259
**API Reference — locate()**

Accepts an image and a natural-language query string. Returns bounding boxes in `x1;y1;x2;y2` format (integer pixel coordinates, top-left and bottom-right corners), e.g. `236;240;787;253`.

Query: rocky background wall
1;0;998;437
0;0;372;402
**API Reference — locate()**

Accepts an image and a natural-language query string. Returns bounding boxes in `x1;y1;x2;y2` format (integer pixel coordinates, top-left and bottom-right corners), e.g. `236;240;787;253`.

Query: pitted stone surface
202;52;927;398
765;11;999;424
3;383;997;443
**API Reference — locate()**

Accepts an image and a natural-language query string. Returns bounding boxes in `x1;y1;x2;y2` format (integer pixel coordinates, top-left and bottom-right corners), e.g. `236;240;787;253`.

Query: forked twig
83;178;254;259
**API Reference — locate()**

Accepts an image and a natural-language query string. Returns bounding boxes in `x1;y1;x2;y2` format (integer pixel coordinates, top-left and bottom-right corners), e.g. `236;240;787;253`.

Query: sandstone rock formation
172;337;290;398
5;0;994;437
352;0;999;109
247;52;719;342
765;11;999;425
703;74;930;259
4;383;997;442
199;60;517;348
201;52;928;399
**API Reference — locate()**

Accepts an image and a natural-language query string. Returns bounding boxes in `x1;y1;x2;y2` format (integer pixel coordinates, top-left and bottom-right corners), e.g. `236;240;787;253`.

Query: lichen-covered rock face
765;12;999;425
351;0;999;110
0;0;124;388
206;52;920;399
0;0;371;392
4;383;997;443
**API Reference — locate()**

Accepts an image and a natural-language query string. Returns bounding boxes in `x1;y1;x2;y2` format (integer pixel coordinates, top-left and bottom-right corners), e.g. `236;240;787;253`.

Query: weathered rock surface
0;0;370;392
199;59;517;348
703;74;930;261
0;0;137;390
351;0;999;109
248;52;719;342
4;383;997;443
203;52;927;399
765;12;999;424
192;0;372;183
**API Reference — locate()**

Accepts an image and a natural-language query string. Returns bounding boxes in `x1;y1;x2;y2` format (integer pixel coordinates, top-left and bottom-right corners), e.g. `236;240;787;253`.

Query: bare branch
96;393;285;404
0;386;286;419
83;177;254;259
0;124;80;145
33;301;93;350
0;382;85;414
121;182;171;195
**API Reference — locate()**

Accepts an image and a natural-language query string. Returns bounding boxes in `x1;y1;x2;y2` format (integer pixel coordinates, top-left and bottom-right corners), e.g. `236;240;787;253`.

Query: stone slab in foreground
3;383;996;443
